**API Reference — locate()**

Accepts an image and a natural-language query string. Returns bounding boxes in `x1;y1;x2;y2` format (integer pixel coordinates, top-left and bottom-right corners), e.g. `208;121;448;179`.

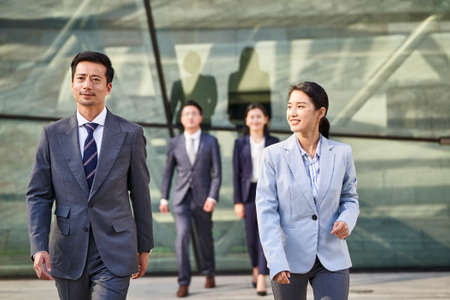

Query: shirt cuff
32;250;47;260
206;197;216;204
160;199;168;205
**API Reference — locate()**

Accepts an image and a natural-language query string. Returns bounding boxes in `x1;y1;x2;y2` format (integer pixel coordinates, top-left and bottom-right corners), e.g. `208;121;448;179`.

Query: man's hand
203;199;216;213
234;203;245;218
159;202;169;214
274;270;291;284
131;252;149;279
331;221;349;239
33;251;54;280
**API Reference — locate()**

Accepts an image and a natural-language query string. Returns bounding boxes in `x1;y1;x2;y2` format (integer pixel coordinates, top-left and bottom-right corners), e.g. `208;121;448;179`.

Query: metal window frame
144;0;174;137
0;113;446;144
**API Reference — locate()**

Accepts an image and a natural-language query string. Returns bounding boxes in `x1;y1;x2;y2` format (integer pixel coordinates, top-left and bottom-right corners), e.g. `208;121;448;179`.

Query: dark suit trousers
174;189;215;286
54;230;130;300
244;183;269;275
271;257;349;300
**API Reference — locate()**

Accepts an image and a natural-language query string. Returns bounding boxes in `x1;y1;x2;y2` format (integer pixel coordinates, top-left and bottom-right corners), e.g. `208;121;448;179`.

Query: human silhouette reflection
227;47;272;129
170;51;218;130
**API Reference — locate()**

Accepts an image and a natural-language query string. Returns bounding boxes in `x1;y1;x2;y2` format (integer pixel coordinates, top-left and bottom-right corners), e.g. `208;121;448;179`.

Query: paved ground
0;272;449;300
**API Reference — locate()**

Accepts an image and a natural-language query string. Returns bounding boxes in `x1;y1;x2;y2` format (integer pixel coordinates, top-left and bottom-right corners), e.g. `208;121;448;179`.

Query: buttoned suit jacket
232;134;279;204
27;110;154;280
256;134;359;279
160;132;221;213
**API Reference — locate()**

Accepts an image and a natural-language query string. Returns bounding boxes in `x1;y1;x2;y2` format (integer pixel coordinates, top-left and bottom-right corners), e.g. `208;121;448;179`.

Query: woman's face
287;90;325;134
245;108;269;133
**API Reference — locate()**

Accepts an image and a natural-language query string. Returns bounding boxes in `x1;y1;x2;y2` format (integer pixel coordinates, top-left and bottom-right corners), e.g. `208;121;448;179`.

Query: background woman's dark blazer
233;134;279;204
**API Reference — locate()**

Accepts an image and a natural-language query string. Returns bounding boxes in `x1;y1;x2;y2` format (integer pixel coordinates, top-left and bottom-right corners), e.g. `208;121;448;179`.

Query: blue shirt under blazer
233;134;279;204
256;134;359;280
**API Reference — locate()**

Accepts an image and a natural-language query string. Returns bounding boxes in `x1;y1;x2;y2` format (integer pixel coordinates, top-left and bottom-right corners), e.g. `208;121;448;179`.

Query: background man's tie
188;137;196;165
83;123;99;189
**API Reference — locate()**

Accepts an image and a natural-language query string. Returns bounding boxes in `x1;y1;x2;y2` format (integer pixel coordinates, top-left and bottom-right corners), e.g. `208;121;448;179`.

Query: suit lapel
192;132;205;168
283;134;315;209
264;135;270;147
317;137;335;203
58;114;90;195
89;111;126;200
243;136;252;173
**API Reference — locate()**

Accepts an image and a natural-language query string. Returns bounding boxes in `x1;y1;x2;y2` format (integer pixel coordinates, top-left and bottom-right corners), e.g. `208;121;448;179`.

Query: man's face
72;61;111;110
180;105;202;131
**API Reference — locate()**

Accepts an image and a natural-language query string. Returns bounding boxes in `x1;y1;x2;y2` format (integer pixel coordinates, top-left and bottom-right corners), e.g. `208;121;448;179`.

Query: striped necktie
83;123;99;189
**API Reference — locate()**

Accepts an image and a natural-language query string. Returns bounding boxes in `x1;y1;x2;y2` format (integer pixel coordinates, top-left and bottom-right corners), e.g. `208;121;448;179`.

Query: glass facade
0;0;449;275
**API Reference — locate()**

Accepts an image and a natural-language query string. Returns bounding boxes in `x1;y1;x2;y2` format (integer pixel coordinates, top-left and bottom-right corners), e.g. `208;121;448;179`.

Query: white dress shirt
250;136;265;183
160;129;216;206
77;107;107;158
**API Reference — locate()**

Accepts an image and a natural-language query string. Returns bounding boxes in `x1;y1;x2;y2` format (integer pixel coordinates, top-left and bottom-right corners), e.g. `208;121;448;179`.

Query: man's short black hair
181;100;203;115
71;51;114;83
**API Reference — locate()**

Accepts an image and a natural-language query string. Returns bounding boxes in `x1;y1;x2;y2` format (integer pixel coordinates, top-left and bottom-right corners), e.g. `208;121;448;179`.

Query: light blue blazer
256;134;359;279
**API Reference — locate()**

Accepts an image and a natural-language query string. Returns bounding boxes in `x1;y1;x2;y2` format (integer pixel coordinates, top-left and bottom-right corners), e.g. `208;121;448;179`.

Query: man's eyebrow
74;73;103;78
288;100;308;104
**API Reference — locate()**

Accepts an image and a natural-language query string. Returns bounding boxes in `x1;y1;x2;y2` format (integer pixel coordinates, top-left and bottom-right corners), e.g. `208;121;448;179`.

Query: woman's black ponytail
319;116;330;138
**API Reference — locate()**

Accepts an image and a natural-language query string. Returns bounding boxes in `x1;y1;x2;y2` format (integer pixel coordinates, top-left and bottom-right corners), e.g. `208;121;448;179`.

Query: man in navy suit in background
160;100;222;297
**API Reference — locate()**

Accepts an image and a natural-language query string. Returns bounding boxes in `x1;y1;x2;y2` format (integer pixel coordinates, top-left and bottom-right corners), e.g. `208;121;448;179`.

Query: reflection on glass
170;51;218;129
227;47;272;128
386;85;450;132
335;137;450;267
0;1;165;123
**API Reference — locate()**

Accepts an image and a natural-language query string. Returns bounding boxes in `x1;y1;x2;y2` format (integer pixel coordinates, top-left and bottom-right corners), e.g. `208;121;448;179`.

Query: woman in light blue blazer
256;82;359;300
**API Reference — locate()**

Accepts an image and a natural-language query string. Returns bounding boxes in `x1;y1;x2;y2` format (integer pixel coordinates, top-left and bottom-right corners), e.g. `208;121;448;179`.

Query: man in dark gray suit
160;100;221;297
27;51;154;300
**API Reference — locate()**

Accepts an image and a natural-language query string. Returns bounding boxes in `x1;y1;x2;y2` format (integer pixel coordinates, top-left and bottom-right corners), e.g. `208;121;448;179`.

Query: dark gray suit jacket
161;132;221;213
26;110;154;279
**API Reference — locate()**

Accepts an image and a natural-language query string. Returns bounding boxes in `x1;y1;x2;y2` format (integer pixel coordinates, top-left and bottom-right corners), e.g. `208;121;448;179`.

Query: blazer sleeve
26;128;55;259
128;126;154;253
207;137;222;201
336;145;359;233
160;138;176;200
256;148;290;280
232;139;243;204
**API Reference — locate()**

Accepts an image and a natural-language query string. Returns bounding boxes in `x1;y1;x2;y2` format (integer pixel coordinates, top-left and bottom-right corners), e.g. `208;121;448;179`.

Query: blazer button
312;214;318;221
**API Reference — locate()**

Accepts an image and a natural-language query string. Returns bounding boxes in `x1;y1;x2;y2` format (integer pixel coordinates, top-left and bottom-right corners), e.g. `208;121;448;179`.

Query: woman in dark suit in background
233;104;279;296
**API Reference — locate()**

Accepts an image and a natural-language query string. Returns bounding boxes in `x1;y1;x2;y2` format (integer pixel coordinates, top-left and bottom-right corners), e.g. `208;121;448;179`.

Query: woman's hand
331;221;349;239
159;202;169;213
274;270;291;284
234;203;245;218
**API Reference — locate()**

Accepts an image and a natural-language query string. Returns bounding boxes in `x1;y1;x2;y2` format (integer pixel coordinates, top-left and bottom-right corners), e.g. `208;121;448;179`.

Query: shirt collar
250;136;265;146
77;106;107;127
184;129;202;140
297;135;322;159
